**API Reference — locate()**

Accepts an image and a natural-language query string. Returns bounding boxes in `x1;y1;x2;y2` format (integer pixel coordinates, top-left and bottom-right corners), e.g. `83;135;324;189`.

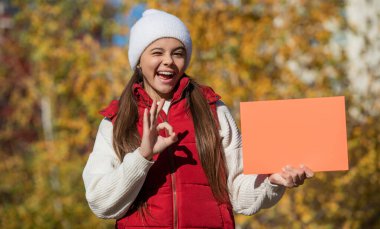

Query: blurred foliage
0;0;379;228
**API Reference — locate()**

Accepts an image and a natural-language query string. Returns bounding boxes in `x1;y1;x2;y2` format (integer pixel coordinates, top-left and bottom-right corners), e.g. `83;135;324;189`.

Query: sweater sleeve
216;100;286;215
82;119;154;219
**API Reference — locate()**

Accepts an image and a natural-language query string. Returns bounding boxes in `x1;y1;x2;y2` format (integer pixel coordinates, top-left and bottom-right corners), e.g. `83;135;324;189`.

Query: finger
281;168;294;187
292;167;305;185
168;132;178;143
283;166;304;187
284;165;299;185
154;133;177;154
150;99;157;125
300;164;314;178
298;173;306;185
157;122;174;135
143;108;149;129
156;99;165;119
295;174;305;186
298;166;307;184
162;132;178;146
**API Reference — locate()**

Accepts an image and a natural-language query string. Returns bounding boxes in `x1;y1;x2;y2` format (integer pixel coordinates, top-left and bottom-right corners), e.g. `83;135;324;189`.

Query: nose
162;53;174;66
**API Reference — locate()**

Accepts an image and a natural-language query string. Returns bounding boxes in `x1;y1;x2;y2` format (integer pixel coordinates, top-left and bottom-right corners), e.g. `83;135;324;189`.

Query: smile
157;71;175;80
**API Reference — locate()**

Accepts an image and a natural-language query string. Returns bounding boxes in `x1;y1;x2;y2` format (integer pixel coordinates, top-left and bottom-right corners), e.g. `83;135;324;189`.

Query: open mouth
157;71;175;80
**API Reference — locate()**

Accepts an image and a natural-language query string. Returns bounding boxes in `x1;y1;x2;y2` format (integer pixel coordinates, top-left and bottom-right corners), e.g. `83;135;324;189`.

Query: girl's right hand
269;165;314;188
139;99;178;160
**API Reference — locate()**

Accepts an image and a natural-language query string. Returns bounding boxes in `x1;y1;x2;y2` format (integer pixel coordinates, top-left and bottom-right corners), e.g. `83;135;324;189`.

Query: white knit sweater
82;100;285;219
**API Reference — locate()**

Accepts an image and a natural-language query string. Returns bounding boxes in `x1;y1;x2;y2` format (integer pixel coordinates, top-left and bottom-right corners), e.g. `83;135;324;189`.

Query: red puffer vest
99;76;234;229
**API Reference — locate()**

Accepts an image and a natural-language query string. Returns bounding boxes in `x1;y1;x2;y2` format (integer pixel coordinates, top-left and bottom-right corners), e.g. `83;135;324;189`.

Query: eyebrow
174;47;186;52
150;46;186;52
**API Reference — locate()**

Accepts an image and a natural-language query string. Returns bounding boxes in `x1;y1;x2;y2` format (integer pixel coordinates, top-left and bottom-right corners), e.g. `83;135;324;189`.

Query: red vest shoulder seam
99;100;119;120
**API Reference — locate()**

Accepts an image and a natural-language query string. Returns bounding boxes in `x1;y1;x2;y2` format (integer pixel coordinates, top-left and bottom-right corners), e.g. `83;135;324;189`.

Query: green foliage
0;1;379;228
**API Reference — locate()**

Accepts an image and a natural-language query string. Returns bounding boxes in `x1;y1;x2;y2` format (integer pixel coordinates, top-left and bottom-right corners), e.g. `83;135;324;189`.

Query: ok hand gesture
139;99;178;160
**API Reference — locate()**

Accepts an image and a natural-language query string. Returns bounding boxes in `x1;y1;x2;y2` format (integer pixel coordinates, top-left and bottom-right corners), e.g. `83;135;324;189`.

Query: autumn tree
1;0;129;228
1;0;379;228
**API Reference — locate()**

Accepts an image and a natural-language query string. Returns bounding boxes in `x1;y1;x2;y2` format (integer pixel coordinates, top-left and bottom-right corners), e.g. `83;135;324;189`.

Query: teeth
158;71;174;76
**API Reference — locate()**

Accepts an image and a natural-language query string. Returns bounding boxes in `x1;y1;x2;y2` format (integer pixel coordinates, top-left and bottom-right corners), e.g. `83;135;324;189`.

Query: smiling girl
82;9;313;229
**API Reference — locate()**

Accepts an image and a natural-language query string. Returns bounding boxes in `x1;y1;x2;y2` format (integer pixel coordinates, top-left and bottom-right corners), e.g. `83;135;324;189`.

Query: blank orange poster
240;96;348;174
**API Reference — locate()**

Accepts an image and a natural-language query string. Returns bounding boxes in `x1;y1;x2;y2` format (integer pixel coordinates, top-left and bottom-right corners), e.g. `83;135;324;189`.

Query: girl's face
139;38;186;100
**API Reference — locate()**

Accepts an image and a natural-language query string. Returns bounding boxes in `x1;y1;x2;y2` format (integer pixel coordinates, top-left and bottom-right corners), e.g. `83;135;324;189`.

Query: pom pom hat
128;9;192;70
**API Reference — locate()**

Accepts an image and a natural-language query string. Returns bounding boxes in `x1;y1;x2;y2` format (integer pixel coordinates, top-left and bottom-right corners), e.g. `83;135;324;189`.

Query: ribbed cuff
123;148;154;172
264;177;286;194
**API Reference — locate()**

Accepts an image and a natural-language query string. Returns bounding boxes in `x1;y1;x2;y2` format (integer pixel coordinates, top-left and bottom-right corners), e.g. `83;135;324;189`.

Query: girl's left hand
268;165;314;188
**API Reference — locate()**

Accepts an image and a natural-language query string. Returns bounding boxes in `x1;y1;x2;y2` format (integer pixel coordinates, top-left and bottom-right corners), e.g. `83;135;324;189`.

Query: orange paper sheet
240;96;348;174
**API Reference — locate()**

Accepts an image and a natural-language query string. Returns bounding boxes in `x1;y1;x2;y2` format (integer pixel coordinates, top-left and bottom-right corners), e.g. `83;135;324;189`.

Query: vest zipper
170;158;178;229
165;81;189;229
164;110;178;229
140;97;178;228
140;80;189;228
165;106;178;229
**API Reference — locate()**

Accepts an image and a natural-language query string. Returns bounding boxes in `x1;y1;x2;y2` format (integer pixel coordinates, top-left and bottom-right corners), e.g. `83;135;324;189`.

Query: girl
83;9;313;229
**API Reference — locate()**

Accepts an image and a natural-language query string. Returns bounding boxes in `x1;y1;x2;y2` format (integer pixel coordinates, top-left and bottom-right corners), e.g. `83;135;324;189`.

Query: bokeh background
1;0;379;228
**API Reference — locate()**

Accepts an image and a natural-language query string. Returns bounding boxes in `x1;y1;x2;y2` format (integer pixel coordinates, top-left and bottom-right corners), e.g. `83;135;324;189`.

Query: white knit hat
128;9;192;70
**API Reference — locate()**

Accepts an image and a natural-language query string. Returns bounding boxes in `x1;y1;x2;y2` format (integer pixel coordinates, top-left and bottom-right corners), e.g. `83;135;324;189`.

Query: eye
173;51;185;57
152;51;163;56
